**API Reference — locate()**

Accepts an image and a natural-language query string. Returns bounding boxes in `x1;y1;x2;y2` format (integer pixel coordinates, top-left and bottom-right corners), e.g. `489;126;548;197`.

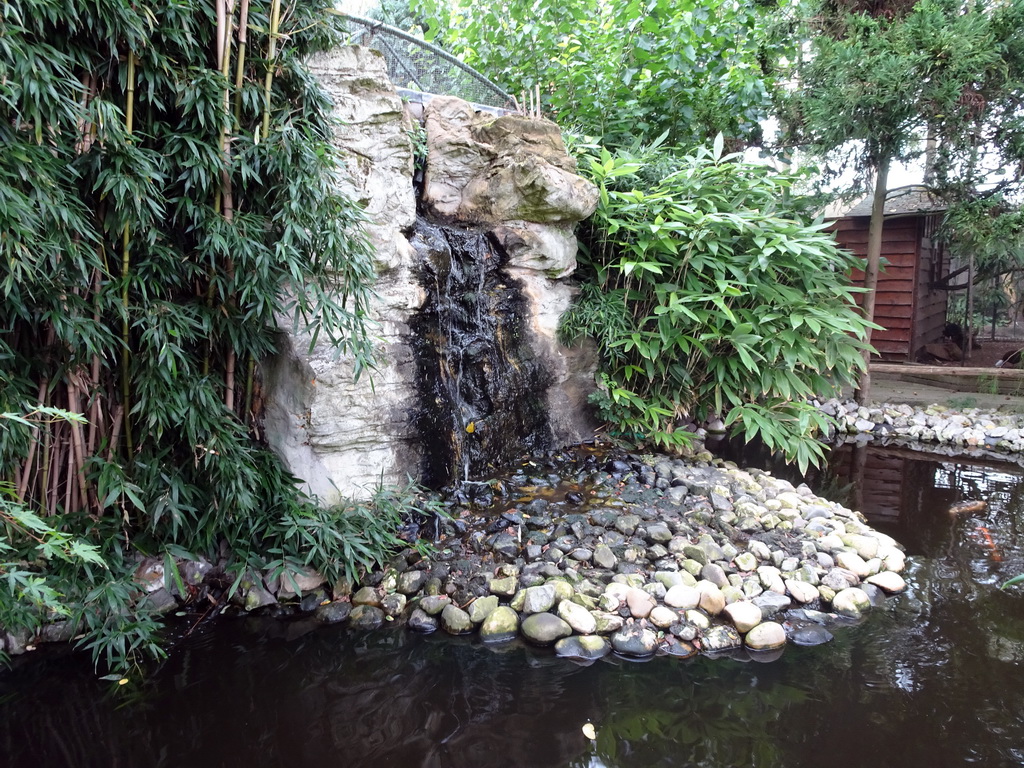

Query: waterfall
409;217;552;489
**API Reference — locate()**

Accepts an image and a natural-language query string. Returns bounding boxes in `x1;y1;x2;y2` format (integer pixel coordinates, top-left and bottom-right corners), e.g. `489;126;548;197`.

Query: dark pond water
3;444;1024;768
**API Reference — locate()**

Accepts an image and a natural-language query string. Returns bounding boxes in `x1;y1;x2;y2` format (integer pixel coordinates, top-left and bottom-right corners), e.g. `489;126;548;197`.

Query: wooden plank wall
831;216;921;360
915;214;950;353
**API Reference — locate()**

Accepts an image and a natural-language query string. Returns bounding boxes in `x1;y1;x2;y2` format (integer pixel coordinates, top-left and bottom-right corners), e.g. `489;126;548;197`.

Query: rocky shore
825;397;1024;458
13;399;1024;664
287;447;908;662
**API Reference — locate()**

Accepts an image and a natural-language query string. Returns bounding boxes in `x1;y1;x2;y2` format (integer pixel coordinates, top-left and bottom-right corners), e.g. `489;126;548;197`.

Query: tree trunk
854;156;890;406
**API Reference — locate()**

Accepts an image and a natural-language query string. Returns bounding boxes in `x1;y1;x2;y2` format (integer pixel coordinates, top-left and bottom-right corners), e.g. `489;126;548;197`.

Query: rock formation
262;46;598;500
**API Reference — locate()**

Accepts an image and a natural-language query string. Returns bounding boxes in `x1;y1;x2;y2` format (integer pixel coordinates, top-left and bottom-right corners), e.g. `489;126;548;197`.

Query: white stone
557;600;598;634
745;621;787;651
665;584;701;610
866;571;907;594
832;587;872;619
785;579;820;604
649;605;679;629
724;601;763;633
836;551;872;578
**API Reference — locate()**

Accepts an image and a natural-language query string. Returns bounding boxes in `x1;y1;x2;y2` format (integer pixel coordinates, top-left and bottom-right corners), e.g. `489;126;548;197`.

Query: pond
2;443;1024;768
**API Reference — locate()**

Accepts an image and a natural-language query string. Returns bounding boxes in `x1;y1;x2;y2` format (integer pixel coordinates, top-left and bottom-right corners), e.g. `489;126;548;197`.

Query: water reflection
2;443;1024;767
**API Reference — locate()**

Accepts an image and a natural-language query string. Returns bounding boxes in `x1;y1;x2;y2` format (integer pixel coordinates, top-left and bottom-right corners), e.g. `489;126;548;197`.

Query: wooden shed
828;186;950;361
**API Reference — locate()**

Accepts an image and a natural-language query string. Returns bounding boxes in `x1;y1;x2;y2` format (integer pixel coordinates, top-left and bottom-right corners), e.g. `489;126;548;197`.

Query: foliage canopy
0;0;424;672
562;140;874;471
413;0;790;149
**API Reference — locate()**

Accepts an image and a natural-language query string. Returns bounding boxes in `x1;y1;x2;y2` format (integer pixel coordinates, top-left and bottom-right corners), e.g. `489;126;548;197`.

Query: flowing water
409;218;551;489
2;443;1024;767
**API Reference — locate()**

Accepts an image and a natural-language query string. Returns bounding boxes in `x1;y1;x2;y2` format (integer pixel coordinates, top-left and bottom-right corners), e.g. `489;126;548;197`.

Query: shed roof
827;185;948;219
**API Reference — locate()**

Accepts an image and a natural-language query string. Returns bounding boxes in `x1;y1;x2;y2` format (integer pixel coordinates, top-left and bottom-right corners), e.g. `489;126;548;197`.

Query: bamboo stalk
40;412;52;514
87;267;103;455
261;0;282;142
66;379;89;512
16;378;50;501
121;51;137;457
64;429;74;514
233;0;250;124
244;355;255;427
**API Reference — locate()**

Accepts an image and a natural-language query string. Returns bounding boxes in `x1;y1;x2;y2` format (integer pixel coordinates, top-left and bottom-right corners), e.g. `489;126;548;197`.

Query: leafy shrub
562;138;874;470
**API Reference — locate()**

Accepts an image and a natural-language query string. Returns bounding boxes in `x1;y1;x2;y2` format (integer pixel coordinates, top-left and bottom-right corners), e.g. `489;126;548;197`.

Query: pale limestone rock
866;571;907;594
264;46;421;500
745;621;787;651
832;587;873;619
422;96;598;224
558;600;598;634
724;601;763;633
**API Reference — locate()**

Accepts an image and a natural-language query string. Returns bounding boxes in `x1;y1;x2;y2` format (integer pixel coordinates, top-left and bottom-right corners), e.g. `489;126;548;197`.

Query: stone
701;563;729;588
745;622;787;651
352;586;382;607
610;622;658;657
614;514;641;535
696;582;726;615
625;587;657;618
522;584;558;614
593;544;617;569
555;635;611;660
489;575;519;597
733;552;758;572
420;595;451;615
521;612;573;645
348;605;385;631
594;612;625;634
752;592;792;618
422;97;599;224
649;605;679;629
380;593;407;618
835;551;872;578
701;625;742;653
558;600;598;634
832;587;872;619
244;582;277;612
724;601;763;633
397;570;429;595
785;579;820;604
468;595;500;623
441;604;474;634
408;608;438;633
277;566;326;598
866;571;907;594
480;606;520;642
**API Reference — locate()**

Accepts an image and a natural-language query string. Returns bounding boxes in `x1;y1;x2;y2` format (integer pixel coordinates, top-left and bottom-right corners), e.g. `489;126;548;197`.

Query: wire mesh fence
341;14;512;110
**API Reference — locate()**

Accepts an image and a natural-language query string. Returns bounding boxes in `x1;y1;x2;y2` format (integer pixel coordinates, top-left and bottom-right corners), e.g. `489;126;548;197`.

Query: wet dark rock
441;604;474;634
521;612;572;645
489;532;520;560
397;570;429;595
789;624;834;646
300;589;328;613
348;605;385;631
605;459;632;475
408;608;438;633
610;622;657;657
420;595;451;615
555;635;610;660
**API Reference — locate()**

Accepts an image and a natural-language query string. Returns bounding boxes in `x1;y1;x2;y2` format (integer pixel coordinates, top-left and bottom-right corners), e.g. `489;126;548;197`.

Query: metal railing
340;13;512;110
